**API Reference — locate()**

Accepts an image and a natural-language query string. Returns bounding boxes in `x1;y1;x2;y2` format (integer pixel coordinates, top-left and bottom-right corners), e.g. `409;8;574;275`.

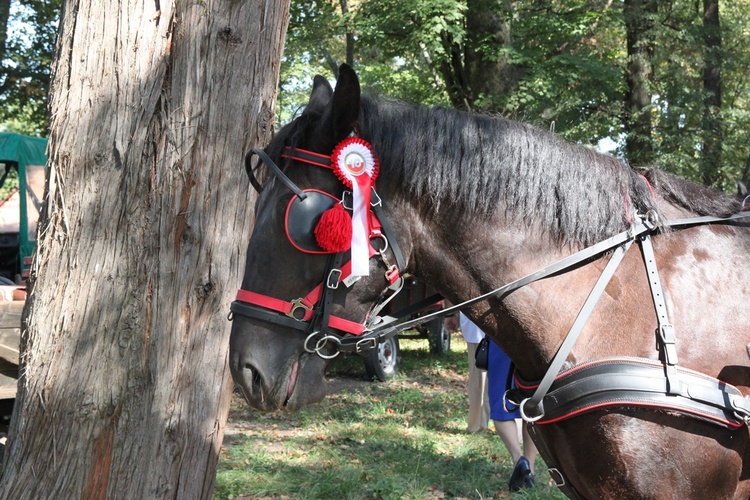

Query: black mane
265;95;739;247
356;97;739;246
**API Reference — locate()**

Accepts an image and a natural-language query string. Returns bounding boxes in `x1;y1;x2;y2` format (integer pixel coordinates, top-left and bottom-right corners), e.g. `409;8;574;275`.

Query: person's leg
521;421;538;474
487;340;533;490
492;418;522;464
466;342;489;432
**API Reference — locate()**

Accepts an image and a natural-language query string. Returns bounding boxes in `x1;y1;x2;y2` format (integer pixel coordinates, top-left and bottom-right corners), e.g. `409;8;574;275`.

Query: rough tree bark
0;0;289;498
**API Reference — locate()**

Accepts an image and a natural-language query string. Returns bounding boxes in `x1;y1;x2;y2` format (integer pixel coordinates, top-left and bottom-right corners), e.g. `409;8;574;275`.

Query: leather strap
526;424;585;500
249;148;308;199
639;231;681;394
232;286;366;335
370;189;407;273
282;146;333;169
521;239;632;419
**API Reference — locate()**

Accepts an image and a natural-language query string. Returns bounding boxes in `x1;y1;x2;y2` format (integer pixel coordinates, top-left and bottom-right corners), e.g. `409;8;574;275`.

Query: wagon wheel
363;335;400;381
427;316;451;355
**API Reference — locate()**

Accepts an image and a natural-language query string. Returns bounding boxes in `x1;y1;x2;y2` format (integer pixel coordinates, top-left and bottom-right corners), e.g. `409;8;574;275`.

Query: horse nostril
252;369;263;390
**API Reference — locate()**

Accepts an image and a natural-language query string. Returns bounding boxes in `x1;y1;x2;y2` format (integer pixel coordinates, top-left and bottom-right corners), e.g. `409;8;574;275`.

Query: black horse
229;65;750;498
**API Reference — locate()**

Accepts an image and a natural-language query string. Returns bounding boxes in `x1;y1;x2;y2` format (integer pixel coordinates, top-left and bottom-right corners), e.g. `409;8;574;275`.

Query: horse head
229;66;406;411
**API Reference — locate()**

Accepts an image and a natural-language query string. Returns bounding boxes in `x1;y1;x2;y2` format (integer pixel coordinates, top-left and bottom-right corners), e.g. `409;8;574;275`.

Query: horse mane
263;95;740;247
356;96;740;246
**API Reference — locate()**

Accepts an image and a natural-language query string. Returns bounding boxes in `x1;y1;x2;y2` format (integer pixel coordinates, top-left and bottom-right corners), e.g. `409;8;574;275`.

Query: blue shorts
487;340;520;421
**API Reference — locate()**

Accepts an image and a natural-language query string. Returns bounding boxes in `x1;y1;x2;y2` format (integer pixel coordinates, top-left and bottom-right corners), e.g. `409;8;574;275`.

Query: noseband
229;144;407;358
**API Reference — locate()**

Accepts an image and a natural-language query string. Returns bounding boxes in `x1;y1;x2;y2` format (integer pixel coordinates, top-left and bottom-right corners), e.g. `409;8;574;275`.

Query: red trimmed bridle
229;145;406;359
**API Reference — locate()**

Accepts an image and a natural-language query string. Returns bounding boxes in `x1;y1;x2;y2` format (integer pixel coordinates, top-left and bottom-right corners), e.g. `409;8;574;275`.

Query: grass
215;334;567;499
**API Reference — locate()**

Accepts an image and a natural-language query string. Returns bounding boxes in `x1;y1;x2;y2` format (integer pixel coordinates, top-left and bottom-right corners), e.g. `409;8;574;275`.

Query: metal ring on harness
519;398;544;423
503;390;519;413
303;332;341;359
315;335;342;359
370;233;389;254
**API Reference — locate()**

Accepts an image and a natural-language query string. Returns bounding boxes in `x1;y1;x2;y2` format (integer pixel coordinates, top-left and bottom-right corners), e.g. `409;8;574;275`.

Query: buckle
385;265;400;284
548;468;566;487
342;191;353;211
287;298;311;320
658;324;678;364
327;268;342;289
355;336;378;353
370;188;382;207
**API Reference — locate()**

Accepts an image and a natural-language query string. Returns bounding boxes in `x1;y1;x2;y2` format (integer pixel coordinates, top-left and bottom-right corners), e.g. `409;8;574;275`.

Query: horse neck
399;201;597;379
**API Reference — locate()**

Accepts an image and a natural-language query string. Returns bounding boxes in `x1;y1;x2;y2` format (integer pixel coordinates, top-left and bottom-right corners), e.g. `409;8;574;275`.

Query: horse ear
329;63;361;140
306;75;333;114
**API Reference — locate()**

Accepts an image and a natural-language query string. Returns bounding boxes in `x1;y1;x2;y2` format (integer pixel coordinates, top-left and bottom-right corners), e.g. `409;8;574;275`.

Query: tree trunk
701;0;722;186
464;0;522;111
0;0;9;67
439;0;522;112
0;0;289;498
623;0;656;166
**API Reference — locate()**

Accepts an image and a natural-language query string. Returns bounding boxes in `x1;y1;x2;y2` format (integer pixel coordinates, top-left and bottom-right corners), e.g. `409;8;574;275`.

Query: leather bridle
229;145;407;359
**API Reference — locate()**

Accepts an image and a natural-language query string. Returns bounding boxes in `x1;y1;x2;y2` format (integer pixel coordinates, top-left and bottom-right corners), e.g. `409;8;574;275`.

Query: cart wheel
427;316;451;355
364;335;400;381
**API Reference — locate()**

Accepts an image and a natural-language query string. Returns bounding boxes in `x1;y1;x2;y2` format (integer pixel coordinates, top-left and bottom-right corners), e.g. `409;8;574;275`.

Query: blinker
285;189;344;254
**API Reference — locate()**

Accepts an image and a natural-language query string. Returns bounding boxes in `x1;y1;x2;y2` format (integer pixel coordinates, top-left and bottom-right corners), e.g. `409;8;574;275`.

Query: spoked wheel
363;335;400;381
427;316;451;355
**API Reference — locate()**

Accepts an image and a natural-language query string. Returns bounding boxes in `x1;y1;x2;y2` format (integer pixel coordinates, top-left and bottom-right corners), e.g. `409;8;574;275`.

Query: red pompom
314;203;352;252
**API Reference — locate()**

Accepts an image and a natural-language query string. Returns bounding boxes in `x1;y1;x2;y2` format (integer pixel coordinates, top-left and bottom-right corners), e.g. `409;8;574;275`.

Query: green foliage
1;0;747;189
0;0;60;135
281;0;750;191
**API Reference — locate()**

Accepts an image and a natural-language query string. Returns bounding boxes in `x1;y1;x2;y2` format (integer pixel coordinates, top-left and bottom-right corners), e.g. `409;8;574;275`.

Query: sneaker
508;456;532;492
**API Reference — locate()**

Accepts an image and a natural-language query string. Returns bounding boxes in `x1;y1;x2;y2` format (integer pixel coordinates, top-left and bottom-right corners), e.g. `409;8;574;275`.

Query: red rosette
330;137;379;188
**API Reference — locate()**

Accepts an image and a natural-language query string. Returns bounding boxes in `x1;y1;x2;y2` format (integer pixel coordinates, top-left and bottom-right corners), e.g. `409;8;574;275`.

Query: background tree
0;0;60;135
0;0;10;66
701;0;722;186
280;0;750;192
0;0;288;497
623;0;657;166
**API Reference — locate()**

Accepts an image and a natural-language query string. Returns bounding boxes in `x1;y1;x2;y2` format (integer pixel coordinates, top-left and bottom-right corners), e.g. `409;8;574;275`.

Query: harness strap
232;289;366;335
525;424;585;500
639;230;681;394
230;299;309;332
311;252;346;335
367;219;656;342
370;189;406;273
282;146;332;169
249;148;308;199
519;239;632;420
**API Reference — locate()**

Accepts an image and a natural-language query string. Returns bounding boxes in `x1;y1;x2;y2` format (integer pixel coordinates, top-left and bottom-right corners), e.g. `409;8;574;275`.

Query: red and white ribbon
331;137;379;276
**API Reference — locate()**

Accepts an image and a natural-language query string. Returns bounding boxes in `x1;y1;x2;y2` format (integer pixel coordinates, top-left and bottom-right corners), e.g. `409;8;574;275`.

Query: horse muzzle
229;319;330;411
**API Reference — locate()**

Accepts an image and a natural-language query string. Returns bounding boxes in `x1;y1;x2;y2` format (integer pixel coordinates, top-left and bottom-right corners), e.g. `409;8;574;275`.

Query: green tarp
0;133;48;169
0;133;49;269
